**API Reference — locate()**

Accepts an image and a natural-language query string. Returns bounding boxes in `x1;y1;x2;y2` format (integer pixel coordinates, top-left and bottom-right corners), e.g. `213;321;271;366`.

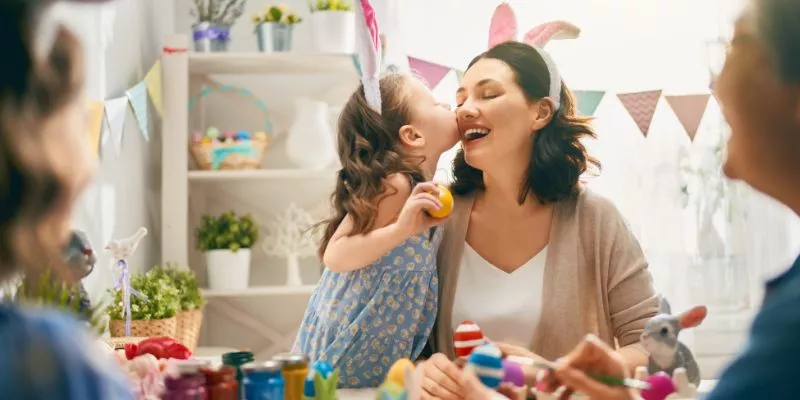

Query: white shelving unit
160;35;357;355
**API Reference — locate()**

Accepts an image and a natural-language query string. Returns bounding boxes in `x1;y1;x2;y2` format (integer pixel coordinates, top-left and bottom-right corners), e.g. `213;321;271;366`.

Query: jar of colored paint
163;360;210;400
274;353;308;400
201;365;238;400
243;360;285;400
222;350;254;399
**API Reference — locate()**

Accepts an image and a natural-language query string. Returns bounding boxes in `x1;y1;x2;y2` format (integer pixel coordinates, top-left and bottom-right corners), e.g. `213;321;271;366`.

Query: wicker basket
109;317;178;339
188;82;273;170
175;308;204;351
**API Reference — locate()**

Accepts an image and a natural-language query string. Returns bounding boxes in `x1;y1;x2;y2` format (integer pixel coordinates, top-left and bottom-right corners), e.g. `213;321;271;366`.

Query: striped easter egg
467;343;504;389
454;321;485;357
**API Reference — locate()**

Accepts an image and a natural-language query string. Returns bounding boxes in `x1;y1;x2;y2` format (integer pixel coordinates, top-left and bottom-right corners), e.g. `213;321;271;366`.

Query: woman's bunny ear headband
488;3;581;112
355;0;383;115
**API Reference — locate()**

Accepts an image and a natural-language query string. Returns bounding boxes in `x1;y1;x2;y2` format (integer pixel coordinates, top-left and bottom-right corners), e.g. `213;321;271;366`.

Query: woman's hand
420;353;465;400
395;182;447;236
542;335;639;400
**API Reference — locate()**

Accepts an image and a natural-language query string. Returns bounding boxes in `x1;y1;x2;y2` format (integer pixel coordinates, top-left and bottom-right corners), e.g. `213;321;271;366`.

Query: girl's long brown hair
0;1;85;281
317;74;425;258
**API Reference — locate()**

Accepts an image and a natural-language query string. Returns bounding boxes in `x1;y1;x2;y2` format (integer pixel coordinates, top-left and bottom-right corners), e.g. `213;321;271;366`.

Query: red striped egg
454;321;485;357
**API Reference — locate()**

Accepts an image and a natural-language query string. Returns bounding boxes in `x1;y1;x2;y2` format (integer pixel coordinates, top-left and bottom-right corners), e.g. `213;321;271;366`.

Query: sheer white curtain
394;0;800;315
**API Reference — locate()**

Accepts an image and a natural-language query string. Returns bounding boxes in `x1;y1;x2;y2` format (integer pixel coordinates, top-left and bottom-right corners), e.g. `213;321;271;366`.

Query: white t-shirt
451;243;547;347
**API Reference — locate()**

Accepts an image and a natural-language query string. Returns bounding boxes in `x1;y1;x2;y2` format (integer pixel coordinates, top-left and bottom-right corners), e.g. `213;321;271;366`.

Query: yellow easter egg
201;137;212;144
386;358;414;386
426;185;454;219
254;132;267;142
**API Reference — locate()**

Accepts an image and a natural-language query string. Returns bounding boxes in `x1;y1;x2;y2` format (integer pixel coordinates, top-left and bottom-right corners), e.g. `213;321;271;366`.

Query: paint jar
163;360;210;400
201;365;238;400
222;350;254;399
243;360;285;400
274;353;308;400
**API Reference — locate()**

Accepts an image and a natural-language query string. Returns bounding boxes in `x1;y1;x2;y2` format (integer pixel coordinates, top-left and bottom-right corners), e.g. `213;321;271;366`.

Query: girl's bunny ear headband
355;0;383;115
488;2;581;112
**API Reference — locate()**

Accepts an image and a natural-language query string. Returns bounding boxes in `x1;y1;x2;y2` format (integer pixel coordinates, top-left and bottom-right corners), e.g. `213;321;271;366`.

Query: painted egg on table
502;359;525;387
303;368;316;397
253;131;267;142
235;130;250;141
201;137;212;144
386;358;414;386
222;130;236;140
641;372;676;400
467;343;504;389
454;320;484;357
376;380;405;400
205;126;220;138
313;360;334;379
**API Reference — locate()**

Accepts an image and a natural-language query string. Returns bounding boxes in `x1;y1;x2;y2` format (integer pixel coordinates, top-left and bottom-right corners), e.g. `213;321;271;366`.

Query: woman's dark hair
451;41;600;205
0;0;85;280
756;0;800;82
317;74;425;258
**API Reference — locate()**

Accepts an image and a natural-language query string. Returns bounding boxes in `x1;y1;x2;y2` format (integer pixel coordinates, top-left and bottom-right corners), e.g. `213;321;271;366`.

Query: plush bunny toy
640;298;708;386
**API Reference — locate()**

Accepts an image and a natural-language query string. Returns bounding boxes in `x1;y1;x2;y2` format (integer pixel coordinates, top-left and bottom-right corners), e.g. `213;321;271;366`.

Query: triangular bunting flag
104;97;128;155
126;81;149;141
454;69;465;84
408;57;451;89
617;90;662;137
574;90;605;116
144;60;163;116
87;100;104;157
665;94;711;142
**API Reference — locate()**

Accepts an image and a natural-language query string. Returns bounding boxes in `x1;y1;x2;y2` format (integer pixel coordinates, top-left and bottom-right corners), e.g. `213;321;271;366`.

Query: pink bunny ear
355;0;382;113
488;2;517;49
523;20;581;48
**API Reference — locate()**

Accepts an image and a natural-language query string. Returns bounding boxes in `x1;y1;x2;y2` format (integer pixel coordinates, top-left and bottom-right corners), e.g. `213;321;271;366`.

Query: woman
517;0;800;398
0;0;134;398
419;41;660;399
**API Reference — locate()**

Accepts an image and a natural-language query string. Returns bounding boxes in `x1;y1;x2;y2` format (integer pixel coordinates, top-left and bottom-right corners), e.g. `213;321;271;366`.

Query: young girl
294;72;459;388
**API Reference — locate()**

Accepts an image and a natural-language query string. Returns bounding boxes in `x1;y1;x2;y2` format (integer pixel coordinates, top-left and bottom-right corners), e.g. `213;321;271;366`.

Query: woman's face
715;10;800;197
40;96;96;249
454;58;545;172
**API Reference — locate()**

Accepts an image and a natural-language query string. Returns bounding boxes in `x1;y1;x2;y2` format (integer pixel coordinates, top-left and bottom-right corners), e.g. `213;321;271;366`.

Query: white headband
531;46;562;112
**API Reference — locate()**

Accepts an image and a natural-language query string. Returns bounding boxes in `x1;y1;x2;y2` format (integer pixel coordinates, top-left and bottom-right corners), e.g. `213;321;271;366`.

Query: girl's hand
420;353;464;400
395;182;448;236
541;335;638;400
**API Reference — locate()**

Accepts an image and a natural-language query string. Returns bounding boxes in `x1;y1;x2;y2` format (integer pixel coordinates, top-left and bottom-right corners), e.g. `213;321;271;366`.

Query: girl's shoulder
0;305;135;399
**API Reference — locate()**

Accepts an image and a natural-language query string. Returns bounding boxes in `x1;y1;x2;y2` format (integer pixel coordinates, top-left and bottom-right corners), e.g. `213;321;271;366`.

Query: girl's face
404;77;460;157
454;58;544;172
715;10;800;198
40;96;97;250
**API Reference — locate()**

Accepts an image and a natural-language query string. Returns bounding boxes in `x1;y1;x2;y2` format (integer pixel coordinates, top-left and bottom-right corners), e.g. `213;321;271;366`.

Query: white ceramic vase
285;253;303;286
286;98;337;170
310;11;355;53
205;249;251;290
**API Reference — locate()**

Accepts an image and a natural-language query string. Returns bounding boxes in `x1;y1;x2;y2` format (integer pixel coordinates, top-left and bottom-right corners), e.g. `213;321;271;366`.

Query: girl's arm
323;174;416;273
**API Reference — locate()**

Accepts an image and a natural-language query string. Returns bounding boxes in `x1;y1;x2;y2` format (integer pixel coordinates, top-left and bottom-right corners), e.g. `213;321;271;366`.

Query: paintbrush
505;355;652;391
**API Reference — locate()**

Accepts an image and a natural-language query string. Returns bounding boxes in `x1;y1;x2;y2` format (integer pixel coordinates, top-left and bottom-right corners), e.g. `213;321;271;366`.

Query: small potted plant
108;272;182;339
253;4;303;52
148;264;206;351
196;211;259;291
190;0;248;52
308;0;355;54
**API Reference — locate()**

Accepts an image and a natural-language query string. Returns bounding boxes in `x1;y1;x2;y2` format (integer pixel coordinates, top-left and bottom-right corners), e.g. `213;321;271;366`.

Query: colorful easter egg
235;130;250;141
375;380;405;400
454;321;484;357
191;131;203;143
205;126;220;139
467;343;504;389
222;130;236;140
253;131;267;142
386;358;414;386
313;360;334;379
641;372;676;400
201;137;212;144
502;359;525;387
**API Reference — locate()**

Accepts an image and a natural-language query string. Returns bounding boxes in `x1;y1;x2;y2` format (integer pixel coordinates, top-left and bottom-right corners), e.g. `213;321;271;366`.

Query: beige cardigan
431;188;659;361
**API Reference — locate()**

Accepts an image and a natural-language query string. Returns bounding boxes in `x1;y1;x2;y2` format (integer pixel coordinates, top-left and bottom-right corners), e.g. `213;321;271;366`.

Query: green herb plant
5;269;106;335
107;272;181;321
147;263;206;312
196;211;259;253
253;4;303;25
308;0;353;12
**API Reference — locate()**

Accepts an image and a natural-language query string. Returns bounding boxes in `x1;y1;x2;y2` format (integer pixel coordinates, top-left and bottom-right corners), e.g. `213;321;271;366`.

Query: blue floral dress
294;227;443;388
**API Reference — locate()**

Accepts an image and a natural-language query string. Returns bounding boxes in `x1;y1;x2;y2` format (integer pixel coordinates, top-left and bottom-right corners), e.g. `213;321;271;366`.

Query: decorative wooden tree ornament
261;203;319;286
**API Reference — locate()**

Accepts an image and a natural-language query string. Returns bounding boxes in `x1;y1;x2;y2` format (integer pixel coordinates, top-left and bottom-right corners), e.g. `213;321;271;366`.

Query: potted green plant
148;264;206;350
107;271;181;338
253;4;303;52
196;211;259;290
190;0;247;52
308;0;355;53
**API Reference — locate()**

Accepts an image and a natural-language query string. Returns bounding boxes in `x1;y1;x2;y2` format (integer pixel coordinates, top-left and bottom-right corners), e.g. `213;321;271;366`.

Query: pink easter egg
502;359;525;387
191;131;203;143
223;130;236;139
641;372;676;400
